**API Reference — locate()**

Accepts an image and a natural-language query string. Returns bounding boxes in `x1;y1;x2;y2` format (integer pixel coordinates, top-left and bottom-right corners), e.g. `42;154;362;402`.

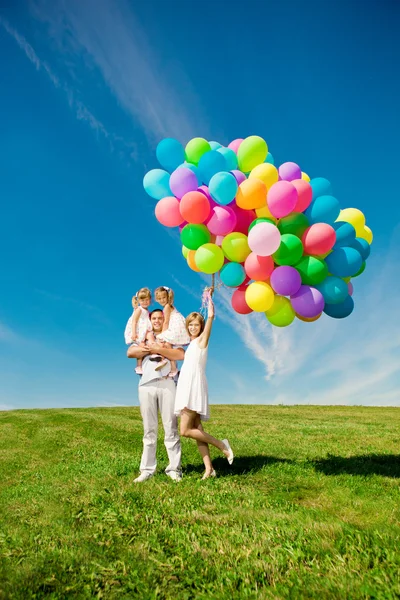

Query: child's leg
154;341;171;372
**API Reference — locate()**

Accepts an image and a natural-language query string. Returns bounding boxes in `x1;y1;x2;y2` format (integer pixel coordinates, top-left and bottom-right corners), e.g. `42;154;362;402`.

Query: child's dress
174;339;209;421
124;307;152;345
157;308;191;346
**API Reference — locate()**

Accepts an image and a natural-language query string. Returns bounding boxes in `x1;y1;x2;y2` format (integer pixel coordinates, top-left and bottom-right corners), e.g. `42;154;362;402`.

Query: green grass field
1;405;400;599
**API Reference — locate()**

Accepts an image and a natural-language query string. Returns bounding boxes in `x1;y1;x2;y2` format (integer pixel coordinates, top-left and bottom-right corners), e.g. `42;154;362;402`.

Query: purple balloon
290;285;325;318
231;170;247;185
279;162;302;182
170;167;199;199
270;266;301;296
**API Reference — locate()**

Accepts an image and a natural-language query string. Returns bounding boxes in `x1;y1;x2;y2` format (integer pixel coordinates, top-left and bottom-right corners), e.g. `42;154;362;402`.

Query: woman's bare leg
180;409;229;457
194;415;213;474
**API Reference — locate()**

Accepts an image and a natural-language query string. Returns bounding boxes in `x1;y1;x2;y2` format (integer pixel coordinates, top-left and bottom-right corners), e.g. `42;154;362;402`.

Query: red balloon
292;179;313;213
155;196;184;227
232;206;256;234
244;253;274;280
302;223;336;255
180;191;210;224
232;287;253;314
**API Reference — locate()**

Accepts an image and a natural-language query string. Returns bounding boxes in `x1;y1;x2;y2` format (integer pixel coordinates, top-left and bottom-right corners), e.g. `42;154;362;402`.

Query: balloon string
200;273;219;316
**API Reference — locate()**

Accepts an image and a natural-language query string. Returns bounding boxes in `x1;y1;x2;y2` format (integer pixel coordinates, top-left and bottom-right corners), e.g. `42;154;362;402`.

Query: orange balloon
187;250;201;272
180;191;210;224
296;312;322;322
236;178;267;210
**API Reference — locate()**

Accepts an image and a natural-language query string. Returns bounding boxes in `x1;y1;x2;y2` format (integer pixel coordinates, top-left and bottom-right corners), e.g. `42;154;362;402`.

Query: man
127;309;185;483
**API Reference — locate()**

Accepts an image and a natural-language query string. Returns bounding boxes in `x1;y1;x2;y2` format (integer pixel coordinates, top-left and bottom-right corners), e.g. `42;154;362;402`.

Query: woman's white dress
174;339;209;421
124;307;152;345
157;308;191;346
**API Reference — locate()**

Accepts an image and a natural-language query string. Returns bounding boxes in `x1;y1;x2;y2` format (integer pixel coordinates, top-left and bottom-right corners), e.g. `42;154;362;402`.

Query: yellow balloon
255;204;277;222
359;225;373;244
245;281;275;312
182;245;189;259
338;208;365;235
187;250;201;272
249;163;279;190
296;312;321;322
301;172;310;182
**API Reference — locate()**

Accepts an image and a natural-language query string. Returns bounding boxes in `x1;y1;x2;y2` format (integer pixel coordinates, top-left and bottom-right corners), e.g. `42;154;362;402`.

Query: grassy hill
1;405;400;599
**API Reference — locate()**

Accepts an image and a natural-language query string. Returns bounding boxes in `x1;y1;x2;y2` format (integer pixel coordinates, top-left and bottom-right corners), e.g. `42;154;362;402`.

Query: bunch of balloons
143;136;372;327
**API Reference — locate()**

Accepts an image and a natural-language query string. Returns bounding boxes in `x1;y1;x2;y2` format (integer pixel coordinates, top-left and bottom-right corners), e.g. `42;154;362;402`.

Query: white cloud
30;0;209;144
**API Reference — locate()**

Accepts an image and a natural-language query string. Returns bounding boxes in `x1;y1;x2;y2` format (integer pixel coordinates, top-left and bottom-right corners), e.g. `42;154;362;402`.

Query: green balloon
185;138;211;166
237;136;268;173
295;256;328;285
273;234;304;266
278;213;309;237
182;245;189;259
265;296;295;327
353;261;366;278
248;217;276;232
195;243;225;274
180;224;211;250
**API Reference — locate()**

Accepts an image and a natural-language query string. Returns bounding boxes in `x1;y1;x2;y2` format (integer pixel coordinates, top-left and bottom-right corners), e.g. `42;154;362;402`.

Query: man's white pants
138;378;181;476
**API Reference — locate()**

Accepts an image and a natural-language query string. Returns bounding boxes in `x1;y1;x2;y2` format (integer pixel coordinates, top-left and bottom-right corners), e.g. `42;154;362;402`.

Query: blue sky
0;0;399;410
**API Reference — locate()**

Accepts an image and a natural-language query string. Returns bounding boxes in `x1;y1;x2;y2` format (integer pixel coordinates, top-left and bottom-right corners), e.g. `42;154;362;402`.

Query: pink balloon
206;205;237;236
228;138;244;154
279;162;301;182
248;222;281;257
155;197;184;227
348;282;354;296
292;179;313;212
215;235;224;246
302;223;336;255
267;181;298;219
244;253;274;281
231;170;247;185
232;206;256;234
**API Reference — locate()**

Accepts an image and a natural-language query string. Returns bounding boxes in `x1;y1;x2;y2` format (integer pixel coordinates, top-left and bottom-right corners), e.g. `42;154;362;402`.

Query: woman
175;292;234;479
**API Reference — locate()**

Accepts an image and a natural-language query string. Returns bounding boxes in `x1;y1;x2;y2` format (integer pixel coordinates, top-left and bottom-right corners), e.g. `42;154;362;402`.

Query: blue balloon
209;172;238;205
209;141;223;150
325;247;363;278
316;276;349;304
217;147;238;171
350;237;370;261
305;195;340;225
310;177;332;200
143;169;172;200
220;262;246;287
333;221;356;247
323;295;354;319
156;138;185;173
265;152;274;165
198;150;227;185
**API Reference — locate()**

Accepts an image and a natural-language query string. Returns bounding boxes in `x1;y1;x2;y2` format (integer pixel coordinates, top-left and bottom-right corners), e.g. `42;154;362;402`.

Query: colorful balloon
310;177;332;199
231;287;252;314
291;285;325;318
249;163;279;189
248;222;281;257
222;232;251;263
233;206;257;234
291;179;313;213
302;223;336;255
228;139;244;154
231;169;247;185
180;191;210;224
237;136;268;172
265;295;295;327
332;221;356;247
305;195;341;225
185;138;211;165
194;243;225;274
267;181;298;218
170;167;199;199
249;217;276;231
360;225;373;244
338;208;365;234
278;213;309;237
155;196;184;227
301;172;310;182
273;234;303;266
217;147;238;171
323;295;354;319
209;141;223;150
187;250;201;272
182;245;189;259
270;266;302;296
325;247;363;278
180;224;211;250
206;204;237;236
198;150;227;185
353;261;366;278
209;172;238;205
316;276;349;304
255;204;277;221
156;138;185;172
265;152;275;165
278;162;301;182
295;256;328;285
220;262;246;287
143;169;172;200
350;237;370;261
245;281;275;312
236;178;267;210
244;253;274;281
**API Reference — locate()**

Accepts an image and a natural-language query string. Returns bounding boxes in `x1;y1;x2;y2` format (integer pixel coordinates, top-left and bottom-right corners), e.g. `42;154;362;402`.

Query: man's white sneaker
167;471;182;482
133;472;153;483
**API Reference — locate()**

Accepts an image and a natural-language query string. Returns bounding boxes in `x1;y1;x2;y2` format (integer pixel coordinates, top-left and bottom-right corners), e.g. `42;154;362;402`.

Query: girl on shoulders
174;291;234;479
154;286;190;377
124;287;155;375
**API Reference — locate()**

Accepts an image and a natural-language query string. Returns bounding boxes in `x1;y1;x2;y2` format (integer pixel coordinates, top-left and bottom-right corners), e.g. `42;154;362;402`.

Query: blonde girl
154;286;190;377
124;288;155;375
174;293;234;479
